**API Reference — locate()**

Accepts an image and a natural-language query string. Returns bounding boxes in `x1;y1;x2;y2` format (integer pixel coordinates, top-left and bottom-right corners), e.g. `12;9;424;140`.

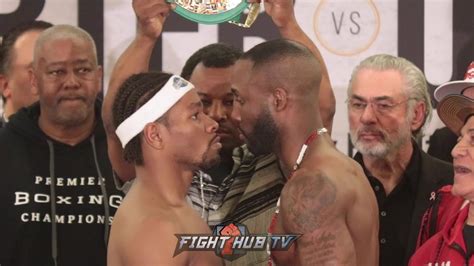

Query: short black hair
112;72;172;165
240;39;313;70
0;20;53;102
240;39;322;96
0;20;53;75
181;43;242;80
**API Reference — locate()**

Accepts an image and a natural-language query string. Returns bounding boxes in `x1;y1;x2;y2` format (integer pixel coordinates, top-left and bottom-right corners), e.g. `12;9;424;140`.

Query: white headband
115;75;194;148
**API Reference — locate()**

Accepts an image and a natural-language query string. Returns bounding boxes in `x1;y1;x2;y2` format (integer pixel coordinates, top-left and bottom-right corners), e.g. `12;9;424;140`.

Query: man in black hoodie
0;24;123;266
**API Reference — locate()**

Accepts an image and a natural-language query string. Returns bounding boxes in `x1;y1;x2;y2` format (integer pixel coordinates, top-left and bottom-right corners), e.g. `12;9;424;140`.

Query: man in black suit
347;54;454;266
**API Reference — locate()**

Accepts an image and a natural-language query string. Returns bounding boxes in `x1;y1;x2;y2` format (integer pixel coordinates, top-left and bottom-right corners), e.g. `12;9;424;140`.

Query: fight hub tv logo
174;222;299;261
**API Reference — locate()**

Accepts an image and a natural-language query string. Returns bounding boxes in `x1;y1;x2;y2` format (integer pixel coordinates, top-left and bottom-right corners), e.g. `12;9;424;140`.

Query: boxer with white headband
115;74;194;148
108;72;223;266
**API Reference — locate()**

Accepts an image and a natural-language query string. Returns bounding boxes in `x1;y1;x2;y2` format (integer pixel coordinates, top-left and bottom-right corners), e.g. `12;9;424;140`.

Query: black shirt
354;143;422;266
464;224;474;258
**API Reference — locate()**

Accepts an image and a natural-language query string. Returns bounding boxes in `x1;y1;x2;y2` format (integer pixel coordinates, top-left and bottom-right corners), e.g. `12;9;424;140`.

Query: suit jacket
427;127;457;163
404;150;453;264
0;115;6;128
355;144;453;266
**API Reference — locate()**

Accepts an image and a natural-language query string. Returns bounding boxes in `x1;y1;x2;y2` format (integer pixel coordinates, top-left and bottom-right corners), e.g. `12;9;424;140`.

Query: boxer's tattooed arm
298;232;337;265
282;171;337;232
280;171;339;265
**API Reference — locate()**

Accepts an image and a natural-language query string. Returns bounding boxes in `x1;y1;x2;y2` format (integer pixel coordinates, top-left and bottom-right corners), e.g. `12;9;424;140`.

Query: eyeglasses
346;97;414;115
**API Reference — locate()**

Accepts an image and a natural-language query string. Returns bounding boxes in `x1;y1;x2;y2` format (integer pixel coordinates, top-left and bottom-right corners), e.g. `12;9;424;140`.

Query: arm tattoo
299;232;338;265
281;171;343;265
282;171;337;233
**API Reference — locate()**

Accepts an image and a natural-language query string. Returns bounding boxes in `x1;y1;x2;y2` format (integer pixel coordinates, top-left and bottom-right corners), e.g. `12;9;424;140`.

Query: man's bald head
240;39;322;100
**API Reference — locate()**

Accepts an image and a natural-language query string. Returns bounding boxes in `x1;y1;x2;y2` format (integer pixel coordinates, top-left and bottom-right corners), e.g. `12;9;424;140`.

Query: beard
49;96;95;127
217;122;242;155
350;121;412;158
178;142;221;171
244;107;279;156
198;145;222;170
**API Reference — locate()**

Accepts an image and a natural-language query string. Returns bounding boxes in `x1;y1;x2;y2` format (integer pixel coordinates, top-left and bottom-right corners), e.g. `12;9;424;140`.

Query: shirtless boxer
230;39;379;265
107;72;223;266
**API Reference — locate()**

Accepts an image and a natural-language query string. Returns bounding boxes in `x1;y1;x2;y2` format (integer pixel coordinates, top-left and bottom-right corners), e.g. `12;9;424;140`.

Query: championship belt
168;0;260;27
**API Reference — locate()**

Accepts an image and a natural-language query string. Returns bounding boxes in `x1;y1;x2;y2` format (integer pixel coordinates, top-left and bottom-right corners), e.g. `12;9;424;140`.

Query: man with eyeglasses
346;54;453;266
